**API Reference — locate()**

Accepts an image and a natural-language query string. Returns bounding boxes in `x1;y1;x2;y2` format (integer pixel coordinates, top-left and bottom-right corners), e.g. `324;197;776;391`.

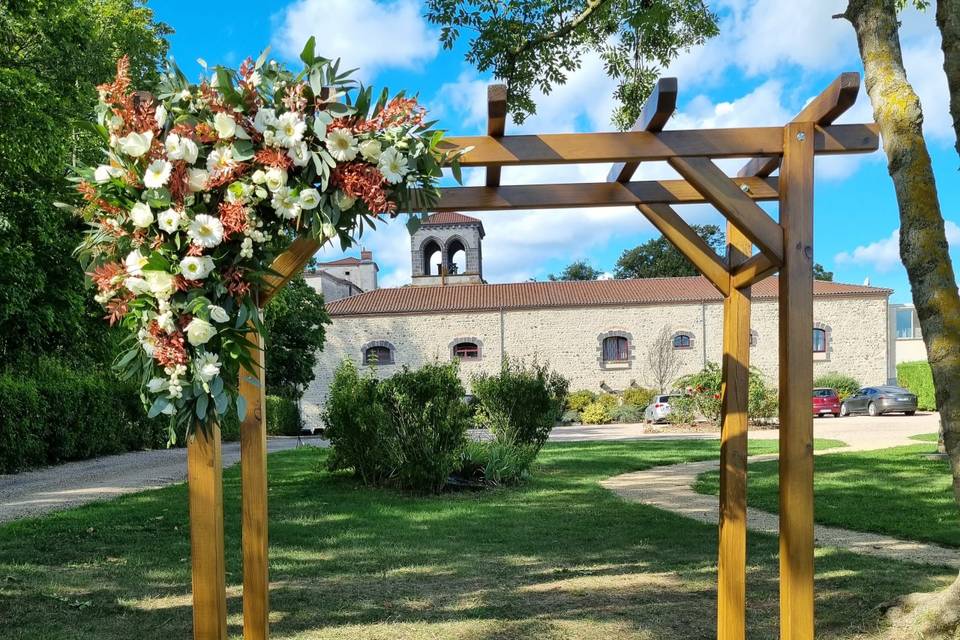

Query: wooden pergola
185;72;877;640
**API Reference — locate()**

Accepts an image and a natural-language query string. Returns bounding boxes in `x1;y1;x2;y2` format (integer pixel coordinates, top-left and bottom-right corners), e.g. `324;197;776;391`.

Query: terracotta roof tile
327;276;891;317
316;256;363;266
422;212;482;226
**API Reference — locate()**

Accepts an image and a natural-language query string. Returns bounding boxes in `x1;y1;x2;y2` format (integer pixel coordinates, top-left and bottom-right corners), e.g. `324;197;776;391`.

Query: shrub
814;372;861;402
611;404;645;424
897;361;936;410
595;393;620;410
560;409;581;424
666;394;698;425
581;401;612;424
457;440;537;486
0;376;46;472
472;358;569;451
748;374;779;425
565;389;596;412
266;395;302;435
675;362;722;424
622;386;656;408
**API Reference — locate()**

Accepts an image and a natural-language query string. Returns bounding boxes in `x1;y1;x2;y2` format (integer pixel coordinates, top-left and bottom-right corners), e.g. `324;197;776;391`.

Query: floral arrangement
71;39;462;440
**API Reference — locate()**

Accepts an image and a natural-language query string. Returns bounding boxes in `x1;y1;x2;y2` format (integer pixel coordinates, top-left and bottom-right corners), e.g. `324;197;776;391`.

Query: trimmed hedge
0;359;167;473
897;361;936;410
266;396;302;435
813;372;861;402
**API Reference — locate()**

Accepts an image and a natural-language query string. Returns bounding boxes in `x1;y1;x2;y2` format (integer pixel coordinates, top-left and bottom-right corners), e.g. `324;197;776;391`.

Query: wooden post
778;120;816;639
717;223;752;640
187;424;228;640
241;327;269;640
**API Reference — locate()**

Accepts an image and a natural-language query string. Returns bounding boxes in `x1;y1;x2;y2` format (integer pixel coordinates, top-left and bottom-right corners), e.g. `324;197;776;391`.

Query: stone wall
301;295;890;428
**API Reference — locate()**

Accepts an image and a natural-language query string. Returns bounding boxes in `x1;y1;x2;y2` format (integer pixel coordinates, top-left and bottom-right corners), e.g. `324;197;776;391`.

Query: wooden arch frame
186;72;875;640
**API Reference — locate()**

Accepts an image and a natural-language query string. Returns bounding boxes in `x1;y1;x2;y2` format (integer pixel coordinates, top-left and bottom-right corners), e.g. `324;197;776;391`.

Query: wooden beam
636;203;730;296
608;77;678;182
485;84;507;187
717;222;752;640
668;157;784;263
731;252;780;289
738;72;861;177
431;176;779;212
778;121;816;640
260;236;323;305
188;425;228;640
440;123;878;167
241;327;269;640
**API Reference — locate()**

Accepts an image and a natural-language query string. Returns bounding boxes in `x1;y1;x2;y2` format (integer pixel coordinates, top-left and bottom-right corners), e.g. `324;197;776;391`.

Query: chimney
360;249;373;262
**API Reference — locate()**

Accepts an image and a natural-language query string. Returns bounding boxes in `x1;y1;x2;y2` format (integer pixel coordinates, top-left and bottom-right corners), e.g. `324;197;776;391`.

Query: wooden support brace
717;223;752;640
731;252;780;289
260;236;323;305
668;156;784;264
778;121;816;640
241;327;269;640
188;425;228;640
485;85;507;187
608;77;678;183
636;203;730;296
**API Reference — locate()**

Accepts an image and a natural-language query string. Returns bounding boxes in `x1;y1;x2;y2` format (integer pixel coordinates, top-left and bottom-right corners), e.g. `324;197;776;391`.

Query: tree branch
510;0;612;56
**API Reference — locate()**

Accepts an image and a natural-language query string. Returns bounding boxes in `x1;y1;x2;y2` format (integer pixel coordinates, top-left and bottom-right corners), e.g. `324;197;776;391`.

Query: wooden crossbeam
668;157;784;264
608;77;677;183
636;203;730;296
431;176;778;212
738;72;861;177
261;236;323;305
441;123;877;167
731;252;780;289
485;85;507;187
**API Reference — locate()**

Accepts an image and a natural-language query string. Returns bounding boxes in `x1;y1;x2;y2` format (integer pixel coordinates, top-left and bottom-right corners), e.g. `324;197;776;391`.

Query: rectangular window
812;328;827;353
896;308;920;339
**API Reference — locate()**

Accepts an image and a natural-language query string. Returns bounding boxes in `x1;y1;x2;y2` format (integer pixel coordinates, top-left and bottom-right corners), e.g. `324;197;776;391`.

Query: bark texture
937;0;960;160
844;1;960;635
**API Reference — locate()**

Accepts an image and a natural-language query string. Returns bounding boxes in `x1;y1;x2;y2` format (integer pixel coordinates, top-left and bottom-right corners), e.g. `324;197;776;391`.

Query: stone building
302;213;893;427
304;250;378;302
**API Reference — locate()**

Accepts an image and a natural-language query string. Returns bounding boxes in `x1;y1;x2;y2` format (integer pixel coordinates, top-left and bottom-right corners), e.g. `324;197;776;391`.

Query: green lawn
0;440;952;640
695;440;959;548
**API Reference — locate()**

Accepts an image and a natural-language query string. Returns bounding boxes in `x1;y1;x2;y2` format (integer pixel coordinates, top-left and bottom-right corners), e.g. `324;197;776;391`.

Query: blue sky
151;0;958;303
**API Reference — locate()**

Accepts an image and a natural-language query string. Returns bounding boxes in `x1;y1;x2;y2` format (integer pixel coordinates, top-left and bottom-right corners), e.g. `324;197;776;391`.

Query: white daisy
275;112;306;148
179;255;215;280
378;146;409;184
206;145;236;174
143;159;172;189
188;214;224;248
325;127;358;162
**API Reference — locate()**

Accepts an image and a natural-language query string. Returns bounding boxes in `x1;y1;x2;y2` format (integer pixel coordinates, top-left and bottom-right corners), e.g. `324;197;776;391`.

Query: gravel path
601;413;959;569
0;436;325;523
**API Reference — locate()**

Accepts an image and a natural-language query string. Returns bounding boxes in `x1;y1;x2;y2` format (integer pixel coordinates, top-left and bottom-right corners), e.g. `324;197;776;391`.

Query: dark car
812;387;841;417
840;385;918;417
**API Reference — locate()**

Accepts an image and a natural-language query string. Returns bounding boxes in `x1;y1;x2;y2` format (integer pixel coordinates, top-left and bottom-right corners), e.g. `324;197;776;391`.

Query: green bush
748;374;779;425
565;389;596;412
581;401;612;424
457;440;537;486
266;395;302;435
814;372;861;402
897;361;936;410
675;362;722;424
596;393;620;410
666;394;698;425
611;404;645;423
560;409;581;424
622;386;656;408
472;358;568;452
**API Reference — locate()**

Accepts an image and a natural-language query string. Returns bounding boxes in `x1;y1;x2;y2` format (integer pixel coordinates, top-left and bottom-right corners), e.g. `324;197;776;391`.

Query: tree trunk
937;0;960;160
842;0;960;635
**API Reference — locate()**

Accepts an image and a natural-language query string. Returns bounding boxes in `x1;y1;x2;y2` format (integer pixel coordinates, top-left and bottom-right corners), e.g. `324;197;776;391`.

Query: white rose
118;131;153;158
187;168;209;192
195;352;221;382
165;134;199;164
186;317;217;346
253;108;277;132
181;137;199;164
251;169;266;184
213;112;237;139
147;377;168;393
321;223;337;240
287;141;310;167
299;188;321;210
124;277;150;295
335;191;355;211
130;202;154;228
125;249;148;276
180;255;215;280
208;305;230;323
155;104;168;129
358;139;382;162
143;159;172;189
264;167;287;192
157;208;182;233
143;270;175;300
94;164;122;184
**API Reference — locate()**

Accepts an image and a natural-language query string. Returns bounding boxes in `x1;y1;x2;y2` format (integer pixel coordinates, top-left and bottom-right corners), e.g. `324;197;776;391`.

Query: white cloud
272;0;439;79
834;221;960;272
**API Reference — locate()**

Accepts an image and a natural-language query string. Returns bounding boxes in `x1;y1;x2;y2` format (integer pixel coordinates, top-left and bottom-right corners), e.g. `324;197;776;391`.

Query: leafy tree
425;0;718;129
614;224;723;278
813;263;834;281
0;0;169;367
548;260;603;281
263;275;331;398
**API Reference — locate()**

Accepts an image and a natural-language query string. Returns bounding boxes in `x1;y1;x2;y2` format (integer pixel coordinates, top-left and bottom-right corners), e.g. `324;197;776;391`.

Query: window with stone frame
452;341;480;360
602;335;630;362
363;344;394;365
672;332;694;350
812;327;827;353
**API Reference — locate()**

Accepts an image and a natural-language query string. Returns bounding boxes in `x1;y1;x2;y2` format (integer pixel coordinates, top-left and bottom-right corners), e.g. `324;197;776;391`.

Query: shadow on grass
0;440;952;639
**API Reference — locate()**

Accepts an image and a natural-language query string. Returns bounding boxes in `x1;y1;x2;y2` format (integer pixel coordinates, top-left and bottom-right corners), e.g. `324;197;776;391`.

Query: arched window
602;335;629;362
362;341;394;365
447;238;466;275
452;341;480;360
812;327;827;353
672;333;693;349
422;238;442;276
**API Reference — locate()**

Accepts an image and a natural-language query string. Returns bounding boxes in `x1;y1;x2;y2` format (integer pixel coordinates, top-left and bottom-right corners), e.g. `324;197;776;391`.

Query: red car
812;387;842;417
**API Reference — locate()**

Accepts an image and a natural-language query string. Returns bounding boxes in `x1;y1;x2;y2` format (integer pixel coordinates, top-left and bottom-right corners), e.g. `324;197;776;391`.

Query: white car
644;394;679;423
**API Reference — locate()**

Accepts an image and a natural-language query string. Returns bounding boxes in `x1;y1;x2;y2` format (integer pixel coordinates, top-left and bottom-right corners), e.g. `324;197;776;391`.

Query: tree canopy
548;260;603;281
263;276;331;398
614;224;724;278
425;0;718;129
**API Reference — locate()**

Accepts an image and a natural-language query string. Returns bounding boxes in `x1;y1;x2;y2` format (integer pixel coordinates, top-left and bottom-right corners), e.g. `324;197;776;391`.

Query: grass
694;441;959;548
910;432;940;442
0;439;953;640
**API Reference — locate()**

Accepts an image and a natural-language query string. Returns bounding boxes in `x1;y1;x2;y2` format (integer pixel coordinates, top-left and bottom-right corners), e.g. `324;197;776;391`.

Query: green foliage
666;394;698;425
0;0;169;365
324;360;470;492
266;396;303;436
566;389;597;411
897;361;936;410
456;440;538;486
263;275;331;398
674;362;722;423
622;386;656;407
0;358;166;473
813;263;834;281
547;260;602;281
581;401;613;424
610;404;645;423
472;358;569;452
425;0;718;129
814;372;861;402
615;224;724;278
748;374;779;425
560;409;582;424
673;363;778;425
596;393;620;410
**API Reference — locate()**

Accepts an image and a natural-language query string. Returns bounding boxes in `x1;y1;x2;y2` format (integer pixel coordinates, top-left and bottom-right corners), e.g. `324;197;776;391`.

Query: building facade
301;213;893;428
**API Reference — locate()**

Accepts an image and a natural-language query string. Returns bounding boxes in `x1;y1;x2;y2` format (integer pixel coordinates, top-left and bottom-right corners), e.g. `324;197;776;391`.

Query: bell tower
410;212;484;286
